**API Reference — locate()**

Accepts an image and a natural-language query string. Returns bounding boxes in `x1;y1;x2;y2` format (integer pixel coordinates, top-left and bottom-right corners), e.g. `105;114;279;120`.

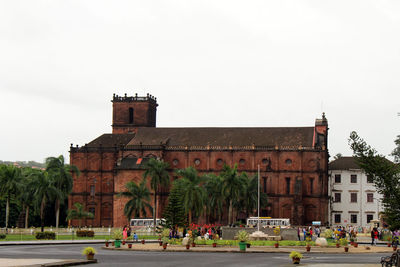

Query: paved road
0;244;392;266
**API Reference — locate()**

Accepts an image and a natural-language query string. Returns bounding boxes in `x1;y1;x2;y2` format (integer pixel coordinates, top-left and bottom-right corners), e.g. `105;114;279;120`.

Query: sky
1;0;399;163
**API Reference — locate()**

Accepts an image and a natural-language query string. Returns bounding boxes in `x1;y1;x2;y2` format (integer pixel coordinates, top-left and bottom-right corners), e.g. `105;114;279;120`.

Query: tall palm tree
142;158;170;232
66;202;94;229
46;155;80;229
175;167;206;225
29;169;59;232
19;168;36;228
204;174;224;223
221;164;245;225
118;179;153;223
238;173;268;219
0;164;23;231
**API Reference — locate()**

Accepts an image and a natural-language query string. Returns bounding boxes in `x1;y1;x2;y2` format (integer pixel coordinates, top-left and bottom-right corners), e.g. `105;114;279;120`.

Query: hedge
76;230;95;237
0;234;6;239
35;232;56;240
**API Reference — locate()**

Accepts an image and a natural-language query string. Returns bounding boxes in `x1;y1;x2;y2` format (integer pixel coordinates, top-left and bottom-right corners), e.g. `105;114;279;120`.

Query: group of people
122;225;138;242
297;226;321;241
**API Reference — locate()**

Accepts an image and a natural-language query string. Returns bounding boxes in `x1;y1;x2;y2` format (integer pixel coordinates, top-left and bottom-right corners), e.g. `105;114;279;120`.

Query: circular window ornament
262;158;269;165
172;159;179;166
217;159;224;166
239;159;245;165
194;159;201;166
285;159;292;165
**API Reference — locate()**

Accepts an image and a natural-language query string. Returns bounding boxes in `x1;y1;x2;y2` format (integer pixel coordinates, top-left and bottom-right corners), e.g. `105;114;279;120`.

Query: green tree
162;179;187;230
29;169;59;232
175;167;206;225
66;202;94;229
221;164;246;225
240;173;268;219
19;168;36;228
391;135;400;163
349;131;400;230
46;155;80;229
142;158;170;232
204;174;224;223
118;179;153;223
0;164;23;230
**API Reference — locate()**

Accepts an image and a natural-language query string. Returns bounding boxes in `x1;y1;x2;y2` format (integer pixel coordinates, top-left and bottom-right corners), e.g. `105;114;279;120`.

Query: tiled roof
85;134;135;147
329;157;360;170
126;127;315;148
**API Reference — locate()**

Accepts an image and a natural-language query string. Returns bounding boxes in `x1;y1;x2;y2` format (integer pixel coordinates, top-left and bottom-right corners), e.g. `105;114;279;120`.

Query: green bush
35;232;56;240
76;230;95;237
0;234;6;239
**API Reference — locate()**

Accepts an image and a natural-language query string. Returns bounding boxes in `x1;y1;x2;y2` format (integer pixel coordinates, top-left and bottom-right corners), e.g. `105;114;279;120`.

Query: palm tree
142;158;170;232
46;155;80;229
239;173;268;219
66;202;94;229
118;179;153;223
19;168;36;228
29;169;59;232
221;164;245;225
204;174;224;223
0;164;23;231
175;167;206;225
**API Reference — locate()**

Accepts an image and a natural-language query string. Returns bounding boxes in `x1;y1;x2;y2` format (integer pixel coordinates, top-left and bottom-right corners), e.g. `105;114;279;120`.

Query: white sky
1;0;399;163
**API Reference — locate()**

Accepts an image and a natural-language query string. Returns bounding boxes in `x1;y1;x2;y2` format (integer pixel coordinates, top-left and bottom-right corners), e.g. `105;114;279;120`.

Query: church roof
86;133;135;147
329;157;360;170
126;127;315;148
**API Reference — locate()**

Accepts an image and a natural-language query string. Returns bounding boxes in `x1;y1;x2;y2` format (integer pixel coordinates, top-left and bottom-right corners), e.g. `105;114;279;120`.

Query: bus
246;217;290;228
130;218;165;228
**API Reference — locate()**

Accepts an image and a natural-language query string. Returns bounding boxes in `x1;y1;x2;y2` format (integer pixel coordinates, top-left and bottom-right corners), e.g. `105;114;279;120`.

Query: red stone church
69;93;329;227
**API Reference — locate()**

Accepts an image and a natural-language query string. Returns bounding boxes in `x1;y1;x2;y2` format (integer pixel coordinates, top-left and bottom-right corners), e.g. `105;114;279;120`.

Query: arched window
129;108;134;124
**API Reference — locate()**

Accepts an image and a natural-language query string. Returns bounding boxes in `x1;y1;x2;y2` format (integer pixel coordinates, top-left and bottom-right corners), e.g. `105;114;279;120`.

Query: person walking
371;227;379;246
122;225;128;242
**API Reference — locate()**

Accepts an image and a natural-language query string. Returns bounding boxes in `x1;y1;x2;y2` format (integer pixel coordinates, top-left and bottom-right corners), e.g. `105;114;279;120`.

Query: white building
329;157;383;228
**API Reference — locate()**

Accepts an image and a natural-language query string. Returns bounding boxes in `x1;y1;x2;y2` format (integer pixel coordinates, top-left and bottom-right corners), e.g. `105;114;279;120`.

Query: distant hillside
0;160;46;169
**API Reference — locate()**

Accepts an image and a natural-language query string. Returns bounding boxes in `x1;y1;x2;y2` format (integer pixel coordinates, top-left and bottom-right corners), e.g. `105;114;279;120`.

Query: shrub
112;229;123;240
35;232;56;240
289;251;303;259
76;230;95;237
0;234;6;239
324;229;333;239
235;230;249;242
82;247;97;255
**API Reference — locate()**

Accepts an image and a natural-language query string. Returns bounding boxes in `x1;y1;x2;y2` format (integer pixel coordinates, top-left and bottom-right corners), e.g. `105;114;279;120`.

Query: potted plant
82;247;97;260
161;228;170;250
305;236;312;252
235;230;249;252
289;251;303;264
273;227;281;248
387;236;392;247
335;239;340;248
128;243;132;249
340;238;349;252
105;238;110;247
212;234;219;248
112;229;123;248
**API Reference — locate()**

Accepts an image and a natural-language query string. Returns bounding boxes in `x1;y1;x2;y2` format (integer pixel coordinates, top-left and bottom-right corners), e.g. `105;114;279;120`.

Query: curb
24;259;97;267
101;246;395;254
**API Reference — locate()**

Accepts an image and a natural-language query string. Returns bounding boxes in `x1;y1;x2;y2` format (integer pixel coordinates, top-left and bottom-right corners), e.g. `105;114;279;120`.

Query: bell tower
112;93;158;134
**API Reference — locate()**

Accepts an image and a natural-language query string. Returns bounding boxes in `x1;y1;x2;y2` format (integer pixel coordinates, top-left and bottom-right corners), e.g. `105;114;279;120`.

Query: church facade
69;94;329;227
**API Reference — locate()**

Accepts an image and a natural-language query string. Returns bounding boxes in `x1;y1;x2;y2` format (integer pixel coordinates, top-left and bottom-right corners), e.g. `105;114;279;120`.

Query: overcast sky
1;0;399;163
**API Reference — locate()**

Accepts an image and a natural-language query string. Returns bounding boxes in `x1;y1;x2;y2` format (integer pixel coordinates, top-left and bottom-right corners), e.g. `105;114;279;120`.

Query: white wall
329;168;383;228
